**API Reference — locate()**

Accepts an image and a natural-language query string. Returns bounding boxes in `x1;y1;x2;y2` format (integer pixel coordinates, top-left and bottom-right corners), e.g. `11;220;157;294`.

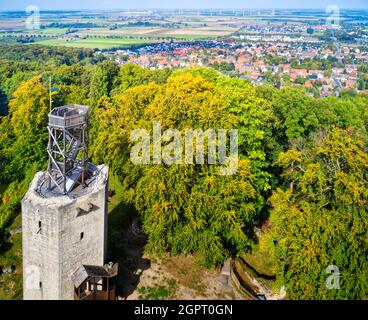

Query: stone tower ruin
22;105;108;300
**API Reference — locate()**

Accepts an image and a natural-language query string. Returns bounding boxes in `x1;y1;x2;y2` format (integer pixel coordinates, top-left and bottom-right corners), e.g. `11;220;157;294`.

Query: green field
0;28;69;37
33;33;218;50
35;28;69;35
34;37;153;49
141;34;219;40
93;33;220;40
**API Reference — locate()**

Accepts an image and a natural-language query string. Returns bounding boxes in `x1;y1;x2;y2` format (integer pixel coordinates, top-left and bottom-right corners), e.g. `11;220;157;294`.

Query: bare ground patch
116;220;244;300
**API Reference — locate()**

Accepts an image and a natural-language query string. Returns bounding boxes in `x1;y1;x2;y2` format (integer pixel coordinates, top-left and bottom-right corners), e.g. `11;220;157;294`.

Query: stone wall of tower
22;165;108;300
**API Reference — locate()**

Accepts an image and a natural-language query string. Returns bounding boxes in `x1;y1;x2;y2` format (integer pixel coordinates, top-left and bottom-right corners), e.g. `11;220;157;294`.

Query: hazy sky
0;0;367;11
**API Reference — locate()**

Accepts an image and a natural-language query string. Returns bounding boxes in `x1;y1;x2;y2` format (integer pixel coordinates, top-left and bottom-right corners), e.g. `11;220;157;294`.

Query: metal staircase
45;105;89;195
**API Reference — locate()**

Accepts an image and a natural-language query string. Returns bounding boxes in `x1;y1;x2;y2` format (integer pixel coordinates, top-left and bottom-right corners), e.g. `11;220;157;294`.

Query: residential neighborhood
103;37;367;97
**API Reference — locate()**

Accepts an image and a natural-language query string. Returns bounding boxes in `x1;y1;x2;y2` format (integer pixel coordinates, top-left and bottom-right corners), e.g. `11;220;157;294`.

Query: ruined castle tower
22;105;108;300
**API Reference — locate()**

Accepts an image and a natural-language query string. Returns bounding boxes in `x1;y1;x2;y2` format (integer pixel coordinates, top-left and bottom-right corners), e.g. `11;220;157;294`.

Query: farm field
0;10;243;49
34;37;154;49
0;6;368;303
75;27;234;37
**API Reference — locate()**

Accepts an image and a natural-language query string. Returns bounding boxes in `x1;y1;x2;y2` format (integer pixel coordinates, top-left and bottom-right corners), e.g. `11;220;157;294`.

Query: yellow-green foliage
0;55;367;298
0;77;48;233
91;72;258;266
269;129;368;299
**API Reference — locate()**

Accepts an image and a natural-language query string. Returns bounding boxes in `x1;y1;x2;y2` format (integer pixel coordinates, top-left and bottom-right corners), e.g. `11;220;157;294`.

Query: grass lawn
241;243;276;277
0;214;22;300
34;38;153;49
235;242;276;294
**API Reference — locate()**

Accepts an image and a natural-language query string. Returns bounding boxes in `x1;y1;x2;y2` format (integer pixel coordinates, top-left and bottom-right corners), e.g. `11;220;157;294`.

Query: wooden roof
71;263;118;289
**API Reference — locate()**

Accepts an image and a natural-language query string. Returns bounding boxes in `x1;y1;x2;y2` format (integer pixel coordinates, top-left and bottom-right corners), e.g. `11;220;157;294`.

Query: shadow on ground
0;240;13;256
107;198;149;299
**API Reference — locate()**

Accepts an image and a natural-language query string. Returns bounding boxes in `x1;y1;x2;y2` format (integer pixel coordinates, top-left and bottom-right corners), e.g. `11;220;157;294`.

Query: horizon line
1;7;368;12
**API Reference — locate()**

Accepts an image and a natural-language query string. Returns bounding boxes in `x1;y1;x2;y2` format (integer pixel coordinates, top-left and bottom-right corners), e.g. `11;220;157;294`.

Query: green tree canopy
91;73;259;266
268;128;368;299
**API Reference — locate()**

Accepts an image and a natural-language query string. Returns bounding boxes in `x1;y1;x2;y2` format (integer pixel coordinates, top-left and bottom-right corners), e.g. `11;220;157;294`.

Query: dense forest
0;45;367;299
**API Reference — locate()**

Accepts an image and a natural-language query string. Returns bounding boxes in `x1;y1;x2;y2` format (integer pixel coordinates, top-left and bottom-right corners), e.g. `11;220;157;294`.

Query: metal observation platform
37;105;98;197
48;104;89;129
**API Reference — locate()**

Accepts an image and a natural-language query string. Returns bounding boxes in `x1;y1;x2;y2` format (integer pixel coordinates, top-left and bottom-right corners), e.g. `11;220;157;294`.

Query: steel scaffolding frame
46;105;89;195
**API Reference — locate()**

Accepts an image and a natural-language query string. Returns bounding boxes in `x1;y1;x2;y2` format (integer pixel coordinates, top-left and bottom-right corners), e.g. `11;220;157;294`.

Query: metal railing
48;105;89;128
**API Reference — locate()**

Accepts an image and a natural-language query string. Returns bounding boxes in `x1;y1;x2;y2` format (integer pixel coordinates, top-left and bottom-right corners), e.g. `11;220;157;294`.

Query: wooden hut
71;263;118;300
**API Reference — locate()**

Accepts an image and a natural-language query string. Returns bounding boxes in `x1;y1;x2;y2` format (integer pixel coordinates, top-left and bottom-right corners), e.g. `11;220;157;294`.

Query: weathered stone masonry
22;165;108;300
